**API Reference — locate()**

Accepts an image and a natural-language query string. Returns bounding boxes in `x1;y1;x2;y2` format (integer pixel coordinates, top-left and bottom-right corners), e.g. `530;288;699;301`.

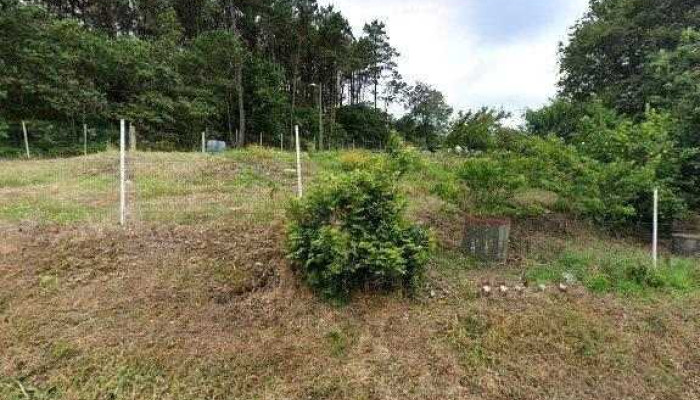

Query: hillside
1;149;699;399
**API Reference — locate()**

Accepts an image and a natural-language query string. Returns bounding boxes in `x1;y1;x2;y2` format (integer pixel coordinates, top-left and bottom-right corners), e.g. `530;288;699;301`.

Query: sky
321;0;590;122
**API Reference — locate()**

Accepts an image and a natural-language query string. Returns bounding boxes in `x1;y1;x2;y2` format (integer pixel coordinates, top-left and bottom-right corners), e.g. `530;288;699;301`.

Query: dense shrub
336;104;391;149
445;108;511;151
286;169;431;301
458;157;526;215
474;122;688;225
385;131;424;176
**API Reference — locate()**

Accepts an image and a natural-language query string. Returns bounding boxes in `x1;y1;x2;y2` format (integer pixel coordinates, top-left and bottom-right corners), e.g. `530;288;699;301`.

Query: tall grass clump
286;168;432;301
525;243;700;295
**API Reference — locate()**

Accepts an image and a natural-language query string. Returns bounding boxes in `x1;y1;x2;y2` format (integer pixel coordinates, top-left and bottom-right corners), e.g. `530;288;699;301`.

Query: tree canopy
0;0;405;154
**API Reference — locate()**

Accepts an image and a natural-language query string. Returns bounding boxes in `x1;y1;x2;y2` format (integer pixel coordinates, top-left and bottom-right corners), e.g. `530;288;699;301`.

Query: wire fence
449;214;700;270
0;149;301;229
1;122;697;261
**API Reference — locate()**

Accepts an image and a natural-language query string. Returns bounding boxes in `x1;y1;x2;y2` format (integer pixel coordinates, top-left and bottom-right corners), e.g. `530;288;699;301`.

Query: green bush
458;157;526;215
445;107;511;151
286;169;432;301
385;131;424;176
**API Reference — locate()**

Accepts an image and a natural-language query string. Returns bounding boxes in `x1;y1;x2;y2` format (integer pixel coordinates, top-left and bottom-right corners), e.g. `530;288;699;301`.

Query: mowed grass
1;147;699;399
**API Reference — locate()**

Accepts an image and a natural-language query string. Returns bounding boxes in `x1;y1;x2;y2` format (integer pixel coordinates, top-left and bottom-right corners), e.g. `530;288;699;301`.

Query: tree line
0;0;411;154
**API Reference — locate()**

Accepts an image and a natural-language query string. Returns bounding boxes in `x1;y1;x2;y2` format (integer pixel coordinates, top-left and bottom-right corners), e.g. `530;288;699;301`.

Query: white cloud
321;0;590;120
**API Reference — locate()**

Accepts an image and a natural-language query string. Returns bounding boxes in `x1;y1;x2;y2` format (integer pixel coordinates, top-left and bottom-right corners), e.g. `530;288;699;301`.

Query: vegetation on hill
1;0;700;398
2;1;698;223
1;148;699;399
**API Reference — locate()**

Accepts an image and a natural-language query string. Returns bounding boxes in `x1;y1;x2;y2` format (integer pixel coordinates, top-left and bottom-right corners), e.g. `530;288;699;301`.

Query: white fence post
202;131;206;154
21;120;30;158
120;120;127;226
652;188;658;269
295;125;303;198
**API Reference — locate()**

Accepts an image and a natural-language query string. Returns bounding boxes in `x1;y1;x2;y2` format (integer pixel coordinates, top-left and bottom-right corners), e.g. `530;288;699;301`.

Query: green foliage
649;28;700;204
286;170;431;301
397;82;453;150
525;99;690;224
526;99;601;141
458;157;526;215
559;0;700;115
384;131;424;176
556;1;700;207
0;1;407;153
446;108;511;151
335;104;390;149
526;246;699;296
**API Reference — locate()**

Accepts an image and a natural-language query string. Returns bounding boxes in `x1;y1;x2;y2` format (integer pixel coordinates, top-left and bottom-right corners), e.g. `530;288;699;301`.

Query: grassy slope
1;148;699;399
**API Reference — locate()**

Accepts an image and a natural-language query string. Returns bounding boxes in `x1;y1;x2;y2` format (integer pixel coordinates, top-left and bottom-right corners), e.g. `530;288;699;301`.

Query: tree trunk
228;0;245;148
291;75;297;140
236;63;245;147
374;79;378;110
129;122;137;151
227;88;234;144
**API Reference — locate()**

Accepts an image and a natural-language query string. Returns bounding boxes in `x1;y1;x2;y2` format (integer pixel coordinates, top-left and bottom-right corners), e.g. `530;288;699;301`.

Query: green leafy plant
286;169;431;301
385;131;424;176
458;157;526;215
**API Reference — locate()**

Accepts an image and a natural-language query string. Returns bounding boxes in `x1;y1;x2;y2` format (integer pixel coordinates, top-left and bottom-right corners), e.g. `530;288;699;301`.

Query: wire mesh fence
0;149;300;228
127;152;297;226
452;214;691;269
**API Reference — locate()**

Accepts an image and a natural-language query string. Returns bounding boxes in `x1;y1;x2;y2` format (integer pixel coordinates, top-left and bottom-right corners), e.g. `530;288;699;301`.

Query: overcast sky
321;0;590;120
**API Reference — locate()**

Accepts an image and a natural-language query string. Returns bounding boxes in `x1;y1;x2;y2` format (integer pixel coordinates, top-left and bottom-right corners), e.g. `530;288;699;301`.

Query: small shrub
286;169;432;301
385;131;424;176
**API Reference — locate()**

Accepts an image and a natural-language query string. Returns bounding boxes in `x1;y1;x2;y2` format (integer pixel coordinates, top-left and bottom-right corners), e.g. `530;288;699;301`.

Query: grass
525;239;699;295
1;147;699;399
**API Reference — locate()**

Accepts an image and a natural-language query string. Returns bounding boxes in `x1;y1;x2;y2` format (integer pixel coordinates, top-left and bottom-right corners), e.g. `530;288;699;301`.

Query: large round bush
286;170;431;300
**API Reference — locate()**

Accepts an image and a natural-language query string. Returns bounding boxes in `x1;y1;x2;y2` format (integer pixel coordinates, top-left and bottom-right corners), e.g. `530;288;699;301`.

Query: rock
430;290;436;298
499;285;508;294
562;272;577;285
537;284;547;292
481;285;492;297
558;283;568;292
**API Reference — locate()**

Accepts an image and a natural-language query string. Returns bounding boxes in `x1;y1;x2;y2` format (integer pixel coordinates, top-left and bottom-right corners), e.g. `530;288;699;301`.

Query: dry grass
1;149;699;399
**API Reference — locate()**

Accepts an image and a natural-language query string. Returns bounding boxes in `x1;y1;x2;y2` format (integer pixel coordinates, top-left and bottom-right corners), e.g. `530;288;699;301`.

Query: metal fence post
120;119;127;226
295;125;303;198
21;120;30;158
